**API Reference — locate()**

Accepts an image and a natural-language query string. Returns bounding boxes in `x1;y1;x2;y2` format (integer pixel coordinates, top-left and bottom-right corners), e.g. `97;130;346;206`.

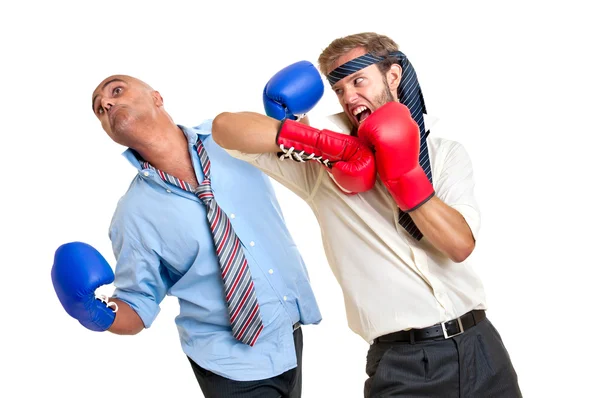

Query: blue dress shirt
109;120;321;381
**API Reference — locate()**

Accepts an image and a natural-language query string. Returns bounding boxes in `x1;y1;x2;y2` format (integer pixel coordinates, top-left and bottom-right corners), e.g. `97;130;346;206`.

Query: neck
133;118;199;187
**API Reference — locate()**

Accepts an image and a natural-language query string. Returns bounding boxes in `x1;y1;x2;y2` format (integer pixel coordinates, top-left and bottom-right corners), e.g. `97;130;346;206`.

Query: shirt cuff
112;289;160;328
223;148;262;162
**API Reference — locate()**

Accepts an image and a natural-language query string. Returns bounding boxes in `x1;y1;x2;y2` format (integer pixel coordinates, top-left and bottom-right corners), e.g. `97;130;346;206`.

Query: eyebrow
92;78;126;111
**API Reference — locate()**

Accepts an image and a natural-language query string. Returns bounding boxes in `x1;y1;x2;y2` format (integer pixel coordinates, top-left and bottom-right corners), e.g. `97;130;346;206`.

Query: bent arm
212;112;281;153
410;197;475;263
107;298;145;335
412;141;481;263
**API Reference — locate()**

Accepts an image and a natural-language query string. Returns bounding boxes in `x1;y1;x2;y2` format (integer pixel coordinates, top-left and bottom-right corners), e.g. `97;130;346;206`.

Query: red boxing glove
357;102;434;211
277;120;376;193
325;168;360;195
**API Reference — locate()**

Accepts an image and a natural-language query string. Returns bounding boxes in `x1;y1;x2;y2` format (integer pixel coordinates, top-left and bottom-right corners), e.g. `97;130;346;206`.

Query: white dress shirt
225;112;488;344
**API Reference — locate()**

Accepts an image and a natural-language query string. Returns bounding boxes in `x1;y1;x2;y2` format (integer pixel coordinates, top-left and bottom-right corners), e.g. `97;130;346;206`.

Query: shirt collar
121;122;212;170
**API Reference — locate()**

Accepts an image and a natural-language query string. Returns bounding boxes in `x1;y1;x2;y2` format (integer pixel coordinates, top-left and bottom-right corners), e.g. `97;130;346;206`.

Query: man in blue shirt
51;74;321;398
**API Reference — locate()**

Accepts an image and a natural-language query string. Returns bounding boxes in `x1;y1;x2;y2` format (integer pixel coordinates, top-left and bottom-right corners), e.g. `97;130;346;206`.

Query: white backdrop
1;1;598;397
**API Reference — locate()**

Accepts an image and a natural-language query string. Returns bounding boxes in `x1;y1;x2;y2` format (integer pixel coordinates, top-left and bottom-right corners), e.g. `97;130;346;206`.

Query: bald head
92;75;154;111
91;74;171;148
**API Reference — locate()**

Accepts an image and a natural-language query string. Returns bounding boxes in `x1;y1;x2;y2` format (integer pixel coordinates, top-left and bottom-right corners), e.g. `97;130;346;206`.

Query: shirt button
166;189;171;193
250;241;255;247
230;213;235;219
283;296;288;301
143;171;150;177
268;269;273;274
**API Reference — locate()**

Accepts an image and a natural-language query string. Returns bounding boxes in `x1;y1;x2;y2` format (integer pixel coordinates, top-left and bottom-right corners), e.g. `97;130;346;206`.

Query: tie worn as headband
326;52;391;86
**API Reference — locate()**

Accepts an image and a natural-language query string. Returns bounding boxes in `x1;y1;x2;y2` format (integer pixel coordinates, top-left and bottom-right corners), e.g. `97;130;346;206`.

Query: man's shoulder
427;135;477;176
428;135;467;156
429;135;460;148
111;176;148;218
317;112;353;134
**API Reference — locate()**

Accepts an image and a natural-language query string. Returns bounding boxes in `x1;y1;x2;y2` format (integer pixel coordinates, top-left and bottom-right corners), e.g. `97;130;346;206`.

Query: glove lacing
278;145;332;168
96;294;119;312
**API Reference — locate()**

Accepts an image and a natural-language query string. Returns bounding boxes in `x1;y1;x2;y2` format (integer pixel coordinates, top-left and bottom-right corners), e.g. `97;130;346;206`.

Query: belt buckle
442;317;464;339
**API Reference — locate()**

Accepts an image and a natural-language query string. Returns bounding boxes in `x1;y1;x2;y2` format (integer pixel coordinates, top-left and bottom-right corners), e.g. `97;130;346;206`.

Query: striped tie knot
194;179;214;205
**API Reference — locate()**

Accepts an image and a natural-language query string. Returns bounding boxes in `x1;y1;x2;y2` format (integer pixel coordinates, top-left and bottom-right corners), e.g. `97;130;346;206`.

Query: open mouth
352;105;371;124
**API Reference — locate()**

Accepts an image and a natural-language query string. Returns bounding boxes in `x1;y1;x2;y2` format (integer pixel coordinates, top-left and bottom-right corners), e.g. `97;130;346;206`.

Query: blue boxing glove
263;60;324;120
51;241;117;332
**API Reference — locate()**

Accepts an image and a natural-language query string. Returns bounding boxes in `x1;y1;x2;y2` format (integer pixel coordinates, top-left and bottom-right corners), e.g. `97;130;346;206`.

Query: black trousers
364;317;522;397
188;327;303;398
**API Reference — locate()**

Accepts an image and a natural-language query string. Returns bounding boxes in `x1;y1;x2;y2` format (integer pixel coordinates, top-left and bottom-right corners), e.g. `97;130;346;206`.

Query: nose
342;86;358;106
100;97;114;113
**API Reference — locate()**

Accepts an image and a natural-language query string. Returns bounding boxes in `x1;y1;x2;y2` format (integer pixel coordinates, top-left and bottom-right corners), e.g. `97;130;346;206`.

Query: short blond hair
317;32;400;75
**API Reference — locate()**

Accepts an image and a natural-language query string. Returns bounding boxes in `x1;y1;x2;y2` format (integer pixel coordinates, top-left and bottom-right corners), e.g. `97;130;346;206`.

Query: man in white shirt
211;32;522;397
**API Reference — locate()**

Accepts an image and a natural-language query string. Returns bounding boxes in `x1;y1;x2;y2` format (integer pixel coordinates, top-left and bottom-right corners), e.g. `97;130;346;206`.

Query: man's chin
109;112;132;134
109;122;130;141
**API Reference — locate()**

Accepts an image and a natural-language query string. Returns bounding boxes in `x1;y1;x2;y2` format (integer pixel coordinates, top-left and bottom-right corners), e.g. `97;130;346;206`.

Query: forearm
212;112;281;153
409;196;475;263
107;298;145;335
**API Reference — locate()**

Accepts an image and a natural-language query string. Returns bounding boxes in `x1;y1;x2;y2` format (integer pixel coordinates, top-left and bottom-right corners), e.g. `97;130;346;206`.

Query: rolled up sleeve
109;222;171;328
434;141;482;240
224;149;323;202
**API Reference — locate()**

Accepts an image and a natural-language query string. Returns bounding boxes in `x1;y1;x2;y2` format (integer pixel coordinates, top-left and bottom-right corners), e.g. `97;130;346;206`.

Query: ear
387;64;402;99
152;90;164;107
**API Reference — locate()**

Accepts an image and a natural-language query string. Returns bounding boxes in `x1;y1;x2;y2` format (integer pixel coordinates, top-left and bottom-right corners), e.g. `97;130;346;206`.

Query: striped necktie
392;51;432;241
327;50;432;240
141;138;264;346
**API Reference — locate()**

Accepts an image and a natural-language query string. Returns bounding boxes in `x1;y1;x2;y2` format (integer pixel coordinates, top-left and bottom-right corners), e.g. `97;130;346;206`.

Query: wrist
276;120;339;166
384;167;434;212
277;119;319;152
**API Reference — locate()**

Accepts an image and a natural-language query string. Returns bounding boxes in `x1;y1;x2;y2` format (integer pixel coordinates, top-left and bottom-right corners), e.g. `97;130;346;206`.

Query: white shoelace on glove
278;145;331;168
96;294;118;312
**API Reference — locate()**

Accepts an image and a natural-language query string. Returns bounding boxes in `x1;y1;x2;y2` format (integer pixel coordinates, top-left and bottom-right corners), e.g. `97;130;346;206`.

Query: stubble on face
371;79;395;112
352;77;396;129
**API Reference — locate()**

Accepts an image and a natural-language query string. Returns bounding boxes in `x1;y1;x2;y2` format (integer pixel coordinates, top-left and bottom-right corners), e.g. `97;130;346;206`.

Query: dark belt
293;321;301;331
373;310;486;344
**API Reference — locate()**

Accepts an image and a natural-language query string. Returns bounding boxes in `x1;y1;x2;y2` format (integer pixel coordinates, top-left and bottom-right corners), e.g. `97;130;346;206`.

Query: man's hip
365;312;521;397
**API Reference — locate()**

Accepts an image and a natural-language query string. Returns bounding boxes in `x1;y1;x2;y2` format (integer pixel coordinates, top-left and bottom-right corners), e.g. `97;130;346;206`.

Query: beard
373;81;396;110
